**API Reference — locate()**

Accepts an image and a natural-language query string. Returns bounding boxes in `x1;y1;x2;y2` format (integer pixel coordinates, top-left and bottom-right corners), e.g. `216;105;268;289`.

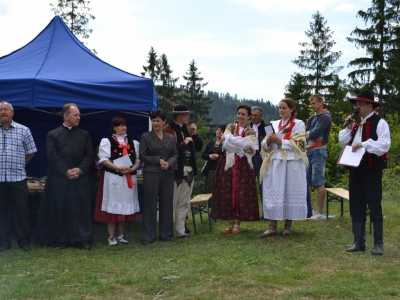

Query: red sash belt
114;137;134;189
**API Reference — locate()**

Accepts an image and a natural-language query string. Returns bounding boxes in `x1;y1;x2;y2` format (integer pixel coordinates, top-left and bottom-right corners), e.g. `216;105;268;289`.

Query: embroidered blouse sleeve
98;138;111;163
281;120;305;151
261;138;271;150
362;119;391;156
224;135;251;151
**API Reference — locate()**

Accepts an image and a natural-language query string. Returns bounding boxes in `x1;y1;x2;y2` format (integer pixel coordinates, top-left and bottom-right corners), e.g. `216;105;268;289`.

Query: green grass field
1;185;400;300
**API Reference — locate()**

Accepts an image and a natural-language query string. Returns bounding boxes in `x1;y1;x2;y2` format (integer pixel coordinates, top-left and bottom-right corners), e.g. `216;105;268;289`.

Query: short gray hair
0;101;14;111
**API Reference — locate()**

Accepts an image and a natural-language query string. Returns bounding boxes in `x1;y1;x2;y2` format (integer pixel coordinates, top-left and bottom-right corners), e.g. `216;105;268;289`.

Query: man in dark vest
250;106;267;204
339;90;390;255
164;105;203;238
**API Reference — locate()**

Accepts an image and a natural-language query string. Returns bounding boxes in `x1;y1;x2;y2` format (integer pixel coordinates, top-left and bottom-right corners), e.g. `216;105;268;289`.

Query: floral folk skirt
211;155;260;221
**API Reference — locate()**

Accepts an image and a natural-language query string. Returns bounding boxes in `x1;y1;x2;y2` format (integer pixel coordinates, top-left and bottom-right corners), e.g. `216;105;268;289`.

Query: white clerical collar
63;123;73;130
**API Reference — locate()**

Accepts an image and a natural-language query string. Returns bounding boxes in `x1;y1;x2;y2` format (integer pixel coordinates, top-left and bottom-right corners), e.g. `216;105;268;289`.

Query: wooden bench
325;187;371;234
326;188;349;217
190;193;213;234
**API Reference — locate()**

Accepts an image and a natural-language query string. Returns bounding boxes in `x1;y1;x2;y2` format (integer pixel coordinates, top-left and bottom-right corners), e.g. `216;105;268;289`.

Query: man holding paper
339;90;390;255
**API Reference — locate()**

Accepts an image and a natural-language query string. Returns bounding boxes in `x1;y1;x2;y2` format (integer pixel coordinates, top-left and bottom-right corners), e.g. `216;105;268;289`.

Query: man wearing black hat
164;105;203;238
339;90;391;255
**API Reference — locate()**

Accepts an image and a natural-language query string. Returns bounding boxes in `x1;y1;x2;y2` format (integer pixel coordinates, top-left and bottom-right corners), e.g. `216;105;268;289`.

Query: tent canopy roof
0;16;158;111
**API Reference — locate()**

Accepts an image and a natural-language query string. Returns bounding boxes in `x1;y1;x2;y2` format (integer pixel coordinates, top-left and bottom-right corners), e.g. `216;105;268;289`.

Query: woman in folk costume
212;105;260;234
93;117;141;246
259;98;308;238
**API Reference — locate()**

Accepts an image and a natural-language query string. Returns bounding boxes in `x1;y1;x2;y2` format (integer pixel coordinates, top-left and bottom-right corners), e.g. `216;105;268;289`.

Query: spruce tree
292;11;343;96
284;72;312;122
347;0;400;112
157;53;179;112
141;47;159;82
180;60;212;123
50;0;95;40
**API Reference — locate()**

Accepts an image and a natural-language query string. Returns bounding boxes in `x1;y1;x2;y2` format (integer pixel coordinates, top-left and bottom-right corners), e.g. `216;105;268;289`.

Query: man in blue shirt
0;101;37;252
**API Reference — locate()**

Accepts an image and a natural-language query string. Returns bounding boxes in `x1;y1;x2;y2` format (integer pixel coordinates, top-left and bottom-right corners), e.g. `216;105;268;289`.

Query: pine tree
180;60;212;123
50;0;95;40
347;0;400;112
292;11;343;96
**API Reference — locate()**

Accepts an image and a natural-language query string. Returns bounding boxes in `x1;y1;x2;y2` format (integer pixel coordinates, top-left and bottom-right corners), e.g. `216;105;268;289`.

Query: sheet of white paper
265;124;274;136
337;145;365;167
113;155;132;167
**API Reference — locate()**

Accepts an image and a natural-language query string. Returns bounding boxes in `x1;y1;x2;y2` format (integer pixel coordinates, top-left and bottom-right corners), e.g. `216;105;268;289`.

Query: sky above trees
0;0;371;104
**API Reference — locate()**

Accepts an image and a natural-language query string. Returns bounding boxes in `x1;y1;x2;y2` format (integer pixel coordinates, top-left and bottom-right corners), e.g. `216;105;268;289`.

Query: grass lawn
1;186;400;300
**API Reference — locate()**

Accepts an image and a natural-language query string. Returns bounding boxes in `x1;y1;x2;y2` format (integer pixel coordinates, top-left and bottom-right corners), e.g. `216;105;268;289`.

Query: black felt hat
348;90;380;108
167;104;194;114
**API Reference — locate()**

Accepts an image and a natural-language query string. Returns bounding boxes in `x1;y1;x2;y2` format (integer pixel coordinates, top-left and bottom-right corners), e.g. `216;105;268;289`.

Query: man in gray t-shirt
306;94;332;220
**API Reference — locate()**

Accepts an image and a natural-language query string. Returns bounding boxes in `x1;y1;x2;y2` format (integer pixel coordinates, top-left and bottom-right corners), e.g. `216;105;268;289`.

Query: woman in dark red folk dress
212;105;259;234
94;117;141;246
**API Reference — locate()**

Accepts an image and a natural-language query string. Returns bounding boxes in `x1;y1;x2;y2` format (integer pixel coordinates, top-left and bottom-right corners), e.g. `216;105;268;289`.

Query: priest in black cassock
35;103;93;250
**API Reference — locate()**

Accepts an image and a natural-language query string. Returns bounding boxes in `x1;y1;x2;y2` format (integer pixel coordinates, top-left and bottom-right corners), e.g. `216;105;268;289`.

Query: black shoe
58;243;69;250
141;240;154;246
347;243;366;252
21;244;31;251
372;243;384;255
177;234;191;239
185;223;190;235
0;245;10;252
79;242;92;250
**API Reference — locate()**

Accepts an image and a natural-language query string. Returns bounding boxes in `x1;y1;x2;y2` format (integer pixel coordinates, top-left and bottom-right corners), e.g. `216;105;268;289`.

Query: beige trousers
173;166;194;237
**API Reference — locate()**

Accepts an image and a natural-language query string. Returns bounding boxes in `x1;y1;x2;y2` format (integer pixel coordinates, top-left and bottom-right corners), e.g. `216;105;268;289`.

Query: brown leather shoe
231;228;240;234
231;220;241;234
260;229;277;238
221;227;232;234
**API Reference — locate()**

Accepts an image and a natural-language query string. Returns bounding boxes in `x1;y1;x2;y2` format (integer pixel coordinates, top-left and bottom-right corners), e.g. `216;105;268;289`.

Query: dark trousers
252;152;262;201
141;172;174;243
0;179;30;248
349;168;383;223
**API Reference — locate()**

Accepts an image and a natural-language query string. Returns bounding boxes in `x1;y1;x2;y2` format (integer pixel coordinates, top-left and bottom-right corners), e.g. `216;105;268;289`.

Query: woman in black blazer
139;110;178;245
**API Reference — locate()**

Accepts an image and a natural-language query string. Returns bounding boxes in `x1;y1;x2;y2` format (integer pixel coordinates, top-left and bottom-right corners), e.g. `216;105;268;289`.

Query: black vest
250;120;267;151
349;114;387;169
104;137;136;176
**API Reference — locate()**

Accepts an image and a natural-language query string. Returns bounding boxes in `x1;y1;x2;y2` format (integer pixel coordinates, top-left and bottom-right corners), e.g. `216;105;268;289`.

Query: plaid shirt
0;120;37;182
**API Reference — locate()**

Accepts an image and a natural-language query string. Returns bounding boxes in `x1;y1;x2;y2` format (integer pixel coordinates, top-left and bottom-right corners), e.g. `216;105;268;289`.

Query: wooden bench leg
207;202;212;231
341;198;344;217
326;192;344;218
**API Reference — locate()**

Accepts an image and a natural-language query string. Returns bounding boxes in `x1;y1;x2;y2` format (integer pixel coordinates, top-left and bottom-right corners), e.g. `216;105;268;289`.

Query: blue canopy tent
0;16;158;176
